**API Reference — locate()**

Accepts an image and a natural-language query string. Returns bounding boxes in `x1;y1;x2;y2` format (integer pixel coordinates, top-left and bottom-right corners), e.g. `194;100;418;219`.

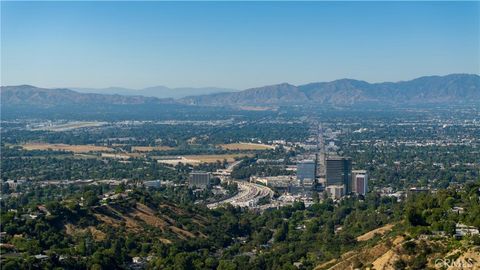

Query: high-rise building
352;170;368;195
326;157;352;193
297;160;316;186
189;171;211;189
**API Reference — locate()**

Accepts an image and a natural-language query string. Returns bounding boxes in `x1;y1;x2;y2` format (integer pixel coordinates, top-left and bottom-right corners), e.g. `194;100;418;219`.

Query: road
226;159;243;172
317;122;326;178
207;180;274;209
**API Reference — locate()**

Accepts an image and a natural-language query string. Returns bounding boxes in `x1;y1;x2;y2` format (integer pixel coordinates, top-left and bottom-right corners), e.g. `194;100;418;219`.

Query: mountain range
1;74;479;107
180;74;480;106
0;85;173;106
71;86;237;99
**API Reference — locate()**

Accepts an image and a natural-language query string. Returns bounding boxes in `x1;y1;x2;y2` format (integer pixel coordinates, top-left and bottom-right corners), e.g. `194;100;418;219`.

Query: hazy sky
1;1;479;89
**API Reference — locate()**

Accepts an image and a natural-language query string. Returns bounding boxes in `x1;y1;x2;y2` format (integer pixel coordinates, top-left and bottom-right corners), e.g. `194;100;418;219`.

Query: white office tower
352;170;368;195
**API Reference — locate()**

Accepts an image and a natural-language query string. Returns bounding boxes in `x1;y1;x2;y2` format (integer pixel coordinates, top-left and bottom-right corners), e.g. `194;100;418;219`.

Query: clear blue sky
1;1;479;89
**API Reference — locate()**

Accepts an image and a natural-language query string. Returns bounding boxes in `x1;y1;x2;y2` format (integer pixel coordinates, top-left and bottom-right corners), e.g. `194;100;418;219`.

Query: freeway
207;180;274;209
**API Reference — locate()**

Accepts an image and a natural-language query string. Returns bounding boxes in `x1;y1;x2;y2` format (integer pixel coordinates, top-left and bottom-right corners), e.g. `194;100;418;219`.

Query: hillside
0;85;174;107
181;74;480;106
89;201;207;242
316;232;480;270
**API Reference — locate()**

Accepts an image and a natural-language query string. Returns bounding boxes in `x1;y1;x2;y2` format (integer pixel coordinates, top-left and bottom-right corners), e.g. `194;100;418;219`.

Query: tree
274;221;288;242
83;190;99;207
217;260;237;270
406;206;426;226
393;259;407;270
2;182;11;194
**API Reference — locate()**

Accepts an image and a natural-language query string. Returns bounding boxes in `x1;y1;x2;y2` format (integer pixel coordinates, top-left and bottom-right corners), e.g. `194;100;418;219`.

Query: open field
218;142;275;150
131;146;175;152
22;143;113;153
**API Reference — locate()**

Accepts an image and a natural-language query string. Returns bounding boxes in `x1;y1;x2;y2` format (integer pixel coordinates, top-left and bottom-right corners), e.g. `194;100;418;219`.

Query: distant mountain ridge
180;74;480;106
2;74;479;107
72;86;238;99
1;85;173;106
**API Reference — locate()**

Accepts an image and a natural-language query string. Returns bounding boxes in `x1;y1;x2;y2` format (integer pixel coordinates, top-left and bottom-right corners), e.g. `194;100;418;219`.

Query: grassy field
218;143;275;150
131;146;175;152
22;143;113;153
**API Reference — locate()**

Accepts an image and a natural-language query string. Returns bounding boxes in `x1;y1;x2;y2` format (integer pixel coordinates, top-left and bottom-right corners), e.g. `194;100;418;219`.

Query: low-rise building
326;185;345;199
5;179;26;190
143;180;174;188
451;206;465;214
455;223;479;238
189;171;211;189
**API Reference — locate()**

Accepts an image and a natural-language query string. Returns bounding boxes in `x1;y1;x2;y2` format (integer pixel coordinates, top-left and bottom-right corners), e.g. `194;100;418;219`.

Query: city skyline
2;1;479;89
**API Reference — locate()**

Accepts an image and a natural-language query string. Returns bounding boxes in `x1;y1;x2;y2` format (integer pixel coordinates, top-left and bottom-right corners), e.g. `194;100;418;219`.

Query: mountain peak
180;74;480;106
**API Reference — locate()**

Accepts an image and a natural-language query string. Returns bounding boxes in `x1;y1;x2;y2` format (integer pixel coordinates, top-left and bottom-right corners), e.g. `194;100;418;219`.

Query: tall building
326;157;352;193
189;171;211;189
297;159;316;186
352;170;368;195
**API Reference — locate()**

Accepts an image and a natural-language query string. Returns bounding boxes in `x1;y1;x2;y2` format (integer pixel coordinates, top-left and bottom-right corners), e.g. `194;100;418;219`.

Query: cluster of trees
2;104;479;269
231;157;294;180
392;182;480;270
0;182;398;269
329;109;480;190
1;152;186;182
2;177;480;269
2;103;267;122
341;143;479;189
226;147;299;180
404;182;480;231
2;118;308;148
1;142;298;183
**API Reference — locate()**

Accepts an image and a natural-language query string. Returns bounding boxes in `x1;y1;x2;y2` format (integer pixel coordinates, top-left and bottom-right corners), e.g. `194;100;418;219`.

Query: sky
1;1;479;90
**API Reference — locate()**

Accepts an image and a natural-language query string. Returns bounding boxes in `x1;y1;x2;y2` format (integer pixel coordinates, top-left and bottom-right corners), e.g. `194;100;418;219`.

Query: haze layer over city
1;1;479;270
